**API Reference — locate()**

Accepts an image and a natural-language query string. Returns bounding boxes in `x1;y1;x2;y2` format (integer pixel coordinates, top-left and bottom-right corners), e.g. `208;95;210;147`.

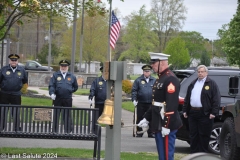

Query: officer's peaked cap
59;60;70;66
142;65;152;71
149;52;170;63
8;54;20;60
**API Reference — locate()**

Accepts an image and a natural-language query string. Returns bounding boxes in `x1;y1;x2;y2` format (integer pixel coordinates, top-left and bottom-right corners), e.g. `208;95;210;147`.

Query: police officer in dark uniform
138;53;182;160
0;54;28;131
89;66;106;118
49;60;78;133
131;64;156;138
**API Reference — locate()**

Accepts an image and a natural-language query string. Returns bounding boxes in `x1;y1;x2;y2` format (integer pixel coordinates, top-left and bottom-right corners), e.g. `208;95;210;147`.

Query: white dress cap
149;52;170;62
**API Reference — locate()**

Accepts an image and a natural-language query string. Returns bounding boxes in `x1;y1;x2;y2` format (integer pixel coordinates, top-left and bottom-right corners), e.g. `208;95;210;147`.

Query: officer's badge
99;82;103;85
17;72;21;76
167;83;175;93
6;71;10;75
68;77;71;81
141;81;145;84
57;77;61;81
205;86;209;90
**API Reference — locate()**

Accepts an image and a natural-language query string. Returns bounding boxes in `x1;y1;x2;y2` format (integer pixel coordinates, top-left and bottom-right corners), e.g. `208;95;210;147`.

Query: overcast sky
102;0;238;40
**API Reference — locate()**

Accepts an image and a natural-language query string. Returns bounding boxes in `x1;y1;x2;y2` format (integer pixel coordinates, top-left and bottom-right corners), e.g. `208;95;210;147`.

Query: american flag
110;11;121;49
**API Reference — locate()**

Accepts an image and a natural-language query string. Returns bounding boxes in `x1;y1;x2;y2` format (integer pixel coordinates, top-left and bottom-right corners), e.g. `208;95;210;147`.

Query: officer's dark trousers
188;109;213;153
0;92;21;131
155;129;177;160
136;103;152;136
53;98;72;133
95;104;104;118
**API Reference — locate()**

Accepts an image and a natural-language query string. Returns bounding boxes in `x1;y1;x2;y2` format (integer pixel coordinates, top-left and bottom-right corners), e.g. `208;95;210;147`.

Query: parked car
174;67;240;154
23;60;52;71
220;76;240;160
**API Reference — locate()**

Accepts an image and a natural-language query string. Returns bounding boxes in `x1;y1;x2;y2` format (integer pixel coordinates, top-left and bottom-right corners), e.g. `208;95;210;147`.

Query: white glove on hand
89;99;92;105
161;127;170;137
50;94;56;100
133;100;138;106
137;118;149;128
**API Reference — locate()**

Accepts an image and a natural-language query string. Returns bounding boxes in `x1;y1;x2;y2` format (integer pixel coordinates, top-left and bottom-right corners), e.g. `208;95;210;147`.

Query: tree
200;50;211;66
217;0;240;67
151;0;187;52
61;8;109;72
179;31;205;59
0;0;111;41
118;5;158;63
163;36;190;69
37;43;61;64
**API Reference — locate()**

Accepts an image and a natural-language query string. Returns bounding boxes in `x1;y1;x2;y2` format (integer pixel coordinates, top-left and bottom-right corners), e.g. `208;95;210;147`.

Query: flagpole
107;0;112;61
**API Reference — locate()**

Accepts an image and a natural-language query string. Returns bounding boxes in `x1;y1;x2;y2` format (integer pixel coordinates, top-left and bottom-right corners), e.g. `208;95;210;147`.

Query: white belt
152;101;165;107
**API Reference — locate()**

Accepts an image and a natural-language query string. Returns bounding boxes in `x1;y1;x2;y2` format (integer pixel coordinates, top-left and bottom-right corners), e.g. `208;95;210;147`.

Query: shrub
122;80;132;94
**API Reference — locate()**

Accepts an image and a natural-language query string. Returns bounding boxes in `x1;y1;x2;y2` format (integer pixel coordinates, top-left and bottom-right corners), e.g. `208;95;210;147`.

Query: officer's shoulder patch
167;82;175;93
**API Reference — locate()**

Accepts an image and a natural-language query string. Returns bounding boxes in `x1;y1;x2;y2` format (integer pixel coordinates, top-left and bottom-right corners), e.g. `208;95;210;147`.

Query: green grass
122;101;134;112
0;147;187;159
22;96;52;106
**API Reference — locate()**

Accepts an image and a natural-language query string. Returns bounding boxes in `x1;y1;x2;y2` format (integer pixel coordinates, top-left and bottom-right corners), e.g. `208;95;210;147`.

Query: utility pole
48;7;52;71
70;0;78;73
79;0;85;73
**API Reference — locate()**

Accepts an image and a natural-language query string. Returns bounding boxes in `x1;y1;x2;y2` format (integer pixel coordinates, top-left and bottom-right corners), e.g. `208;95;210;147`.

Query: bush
122;80;132;94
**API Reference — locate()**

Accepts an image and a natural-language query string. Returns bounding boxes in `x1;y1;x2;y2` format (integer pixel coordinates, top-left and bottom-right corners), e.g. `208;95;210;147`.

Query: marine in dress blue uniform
0;54;28;131
49;60;78;133
138;53;182;160
131;64;156;138
89;66;106;118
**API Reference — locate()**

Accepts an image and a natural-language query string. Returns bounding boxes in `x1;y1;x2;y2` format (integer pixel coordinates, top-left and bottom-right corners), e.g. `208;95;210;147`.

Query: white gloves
133;100;138;106
50;94;56;100
161;127;170;137
89;99;92;105
137;118;149;128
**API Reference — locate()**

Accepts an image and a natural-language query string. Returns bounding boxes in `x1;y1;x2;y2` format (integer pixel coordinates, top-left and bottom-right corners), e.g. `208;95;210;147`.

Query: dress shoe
148;134;155;138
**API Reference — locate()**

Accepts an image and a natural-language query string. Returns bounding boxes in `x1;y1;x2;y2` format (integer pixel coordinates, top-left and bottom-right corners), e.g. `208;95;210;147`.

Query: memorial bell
97;97;114;125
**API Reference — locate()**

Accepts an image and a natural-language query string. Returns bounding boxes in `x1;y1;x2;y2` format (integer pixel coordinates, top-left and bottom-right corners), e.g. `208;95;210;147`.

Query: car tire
208;122;222;154
220;117;240;160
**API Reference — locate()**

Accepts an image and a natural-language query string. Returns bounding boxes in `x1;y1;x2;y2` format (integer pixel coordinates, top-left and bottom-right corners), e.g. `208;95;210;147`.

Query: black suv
173;67;240;155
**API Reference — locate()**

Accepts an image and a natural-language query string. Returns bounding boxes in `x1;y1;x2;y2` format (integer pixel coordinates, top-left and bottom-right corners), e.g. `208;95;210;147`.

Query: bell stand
104;61;127;160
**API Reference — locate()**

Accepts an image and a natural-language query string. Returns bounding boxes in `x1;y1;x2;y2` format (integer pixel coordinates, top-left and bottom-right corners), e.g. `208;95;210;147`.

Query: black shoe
148;134;155;138
136;134;143;137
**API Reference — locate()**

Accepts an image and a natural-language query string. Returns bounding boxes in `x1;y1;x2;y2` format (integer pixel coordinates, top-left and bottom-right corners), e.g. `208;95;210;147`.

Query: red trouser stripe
165;135;169;160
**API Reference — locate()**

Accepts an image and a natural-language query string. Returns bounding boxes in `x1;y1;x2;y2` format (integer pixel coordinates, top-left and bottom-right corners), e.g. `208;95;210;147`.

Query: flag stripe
110;11;121;49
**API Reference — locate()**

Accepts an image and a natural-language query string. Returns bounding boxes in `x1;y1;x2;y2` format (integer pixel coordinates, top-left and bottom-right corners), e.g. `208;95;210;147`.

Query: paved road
0;87;190;154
